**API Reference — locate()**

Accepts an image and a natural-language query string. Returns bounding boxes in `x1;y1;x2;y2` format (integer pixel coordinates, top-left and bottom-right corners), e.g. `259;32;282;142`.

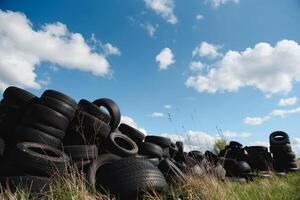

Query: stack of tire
269;131;298;172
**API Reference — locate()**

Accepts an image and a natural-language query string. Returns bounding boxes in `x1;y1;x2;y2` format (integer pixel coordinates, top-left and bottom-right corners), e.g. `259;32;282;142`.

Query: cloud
121;116;147;134
196;14;204;21
144;0;177;24
205;0;239;7
141;23;158;37
293;138;300;157
222;131;252;138
150;112;165;117
278;97;297;106
190;61;205;71
186;40;300;95
244;116;270;125
103;43;121;56
0;10;113;92
248;141;269;148
244;107;300;125
156;48;175;70
192;42;222;59
164;104;172;109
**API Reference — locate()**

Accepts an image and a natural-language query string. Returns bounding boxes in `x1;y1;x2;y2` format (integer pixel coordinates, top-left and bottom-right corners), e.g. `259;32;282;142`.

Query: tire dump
0;86;298;199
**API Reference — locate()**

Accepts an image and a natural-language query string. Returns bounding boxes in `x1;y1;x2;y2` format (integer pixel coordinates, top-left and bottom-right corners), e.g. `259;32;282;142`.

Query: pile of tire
0;86;224;199
269;131;298;172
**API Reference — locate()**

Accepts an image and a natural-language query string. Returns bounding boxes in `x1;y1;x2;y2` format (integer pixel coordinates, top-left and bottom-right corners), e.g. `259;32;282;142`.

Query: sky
0;0;300;155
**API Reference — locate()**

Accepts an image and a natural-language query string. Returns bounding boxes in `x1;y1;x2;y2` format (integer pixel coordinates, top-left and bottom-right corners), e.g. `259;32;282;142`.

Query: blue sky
0;0;300;154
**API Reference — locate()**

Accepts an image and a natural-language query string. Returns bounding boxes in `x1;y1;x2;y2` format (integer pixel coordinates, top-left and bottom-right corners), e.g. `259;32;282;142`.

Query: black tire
78;99;111;124
86;154;121;190
169;142;178;158
97;157;167;199
269;131;290;145
63;145;98;161
145;136;172;148
273;151;296;161
21;118;66;139
75;160;92;173
0;162;26;176
158;158;185;183
204;151;218;164
176;141;184;154
287;162;298;169
0;138;5;157
105;131;138;157
3;86;36;104
229;141;243;149
39;96;76;121
24;104;69;131
245;146;268;154
93;98;121;130
0;176;50;193
118;123;145;144
238;161;251;173
188;151;205;163
14;127;62;148
220;158;242;176
270;144;292;154
42;90;78;110
138;142;163;158
13;142;70;176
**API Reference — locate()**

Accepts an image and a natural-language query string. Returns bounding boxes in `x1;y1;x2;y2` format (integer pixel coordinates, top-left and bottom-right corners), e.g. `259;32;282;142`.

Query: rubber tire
269;131;290;145
21;118;65;139
204;151;218;164
78;99;111;124
41;90;78;110
270;144;292;154
3;86;36;104
229;141;243;149
158;158;185;183
138;142;163;158
93;98;121;130
63;145;98;161
105;131;138;157
118;123;145;144
238;161;252;173
176;141;184;154
13;142;70;176
169;142;178;158
0;176;50;193
24;104;69;131
86;154;121;190
97;157;167;199
39;96;76;121
14;127;62;148
145;136;172;148
0;138;5;157
245;146;268;154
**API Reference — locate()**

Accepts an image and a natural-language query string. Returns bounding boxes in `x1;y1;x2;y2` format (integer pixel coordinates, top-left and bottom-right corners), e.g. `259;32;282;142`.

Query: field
0;160;299;200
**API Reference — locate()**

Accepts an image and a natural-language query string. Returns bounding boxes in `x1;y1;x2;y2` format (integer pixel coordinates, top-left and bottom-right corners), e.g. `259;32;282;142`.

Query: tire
63;145;98;161
105;131;138;157
93;98;121;130
245;146;268;154
3;86;36;104
78;99;111;124
204;151;218;164
39;96;76;121
41;90;78;110
14;127;62;148
0;176;50;193
238;161;251;173
269;131;290;145
24;104;69;131
0;138;5;157
97;157;167;199
270;144;292;154
138;142;163;158
86;154;121;190
118;123;145;144
75;160;92;173
287;162;298;169
273;151;296;161
188;151;205;162
220;158;241;176
229;141;243;149
0;162;26;176
169;142;178;158
176;141;184;154
13;142;70;176
21;118;66;139
145;136;172;148
158;158;185;183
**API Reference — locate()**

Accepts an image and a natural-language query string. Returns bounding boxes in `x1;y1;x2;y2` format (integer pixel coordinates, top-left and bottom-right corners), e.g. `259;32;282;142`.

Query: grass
0;163;299;200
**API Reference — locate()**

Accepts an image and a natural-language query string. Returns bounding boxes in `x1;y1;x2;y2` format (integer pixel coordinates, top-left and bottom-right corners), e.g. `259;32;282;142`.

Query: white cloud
270;107;300;117
121;116;147;134
150;112;165;117
190;61;205;71
186;40;300;95
222;131;252;138
205;0;239;7
0;10;113;92
141;23;158;37
156;48;175;70
192;42;222;59
278;97;297;106
249;141;269;148
196;14;204;21
164;104;172;109
244;116;270;125
293;138;300;157
103;43;121;56
144;0;177;24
